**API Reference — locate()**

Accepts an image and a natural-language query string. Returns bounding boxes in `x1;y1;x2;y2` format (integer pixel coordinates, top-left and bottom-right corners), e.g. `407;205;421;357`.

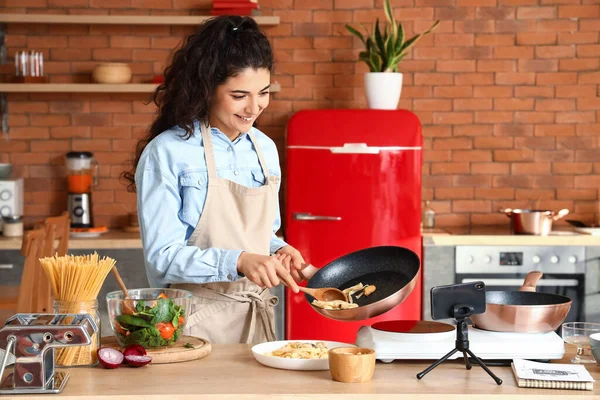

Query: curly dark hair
122;15;274;191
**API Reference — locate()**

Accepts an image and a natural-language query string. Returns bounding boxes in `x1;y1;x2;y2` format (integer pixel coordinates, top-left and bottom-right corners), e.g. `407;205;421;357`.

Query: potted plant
346;0;440;110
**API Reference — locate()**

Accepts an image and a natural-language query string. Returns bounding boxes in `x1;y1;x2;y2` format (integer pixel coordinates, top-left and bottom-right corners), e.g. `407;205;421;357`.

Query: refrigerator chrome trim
288;144;422;154
293;212;342;221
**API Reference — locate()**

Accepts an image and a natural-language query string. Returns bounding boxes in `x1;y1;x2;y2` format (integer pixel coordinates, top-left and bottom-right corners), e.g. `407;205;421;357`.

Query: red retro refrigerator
284;109;423;343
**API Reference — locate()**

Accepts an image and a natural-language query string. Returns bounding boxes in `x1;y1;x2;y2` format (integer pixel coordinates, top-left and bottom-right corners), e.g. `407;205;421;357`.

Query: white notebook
512;359;595;391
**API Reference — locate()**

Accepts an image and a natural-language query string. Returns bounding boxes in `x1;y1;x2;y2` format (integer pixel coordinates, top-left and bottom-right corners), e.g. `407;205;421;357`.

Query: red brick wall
1;0;599;230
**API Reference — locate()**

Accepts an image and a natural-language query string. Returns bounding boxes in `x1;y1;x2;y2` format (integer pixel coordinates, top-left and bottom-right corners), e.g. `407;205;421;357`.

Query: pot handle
551;208;569;221
298;263;319;281
499;208;513;217
519;271;543;292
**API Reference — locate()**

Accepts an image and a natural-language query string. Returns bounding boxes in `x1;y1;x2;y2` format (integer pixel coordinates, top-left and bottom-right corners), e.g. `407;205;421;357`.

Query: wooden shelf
0;83;156;93
0;13;280;26
0;82;281;93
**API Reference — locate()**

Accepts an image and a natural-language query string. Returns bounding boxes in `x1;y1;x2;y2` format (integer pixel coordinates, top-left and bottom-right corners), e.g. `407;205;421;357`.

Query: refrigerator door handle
293;212;342;221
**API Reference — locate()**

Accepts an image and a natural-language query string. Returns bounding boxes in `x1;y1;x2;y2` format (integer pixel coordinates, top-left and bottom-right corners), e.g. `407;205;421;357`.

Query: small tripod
416;304;503;385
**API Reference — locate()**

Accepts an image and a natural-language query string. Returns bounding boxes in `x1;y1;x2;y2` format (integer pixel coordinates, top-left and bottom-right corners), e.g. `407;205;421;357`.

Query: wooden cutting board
101;335;211;364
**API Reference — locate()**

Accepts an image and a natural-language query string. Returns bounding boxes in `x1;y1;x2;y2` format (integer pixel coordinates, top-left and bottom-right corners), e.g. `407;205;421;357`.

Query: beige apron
172;122;279;344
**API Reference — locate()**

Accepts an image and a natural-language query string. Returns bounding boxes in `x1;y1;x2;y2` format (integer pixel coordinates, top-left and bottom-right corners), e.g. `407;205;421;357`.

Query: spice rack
0;13;281;134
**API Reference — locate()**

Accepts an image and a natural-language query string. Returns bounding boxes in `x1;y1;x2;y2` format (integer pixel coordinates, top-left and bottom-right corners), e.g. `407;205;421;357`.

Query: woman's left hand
275;245;305;282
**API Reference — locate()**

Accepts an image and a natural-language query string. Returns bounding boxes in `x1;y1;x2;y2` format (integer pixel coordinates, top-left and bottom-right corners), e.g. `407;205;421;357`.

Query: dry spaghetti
39;253;115;367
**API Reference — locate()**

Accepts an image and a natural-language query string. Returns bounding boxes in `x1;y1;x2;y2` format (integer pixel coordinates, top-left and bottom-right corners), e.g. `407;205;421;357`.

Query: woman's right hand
237;252;300;293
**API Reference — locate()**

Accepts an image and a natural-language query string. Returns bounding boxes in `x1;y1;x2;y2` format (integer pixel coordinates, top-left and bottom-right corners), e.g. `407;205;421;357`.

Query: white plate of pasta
252;340;355;370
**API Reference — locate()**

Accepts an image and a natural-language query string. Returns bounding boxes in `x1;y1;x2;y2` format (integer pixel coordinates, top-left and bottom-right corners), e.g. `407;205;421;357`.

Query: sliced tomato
155;322;175;340
178;316;185;326
157;293;167;299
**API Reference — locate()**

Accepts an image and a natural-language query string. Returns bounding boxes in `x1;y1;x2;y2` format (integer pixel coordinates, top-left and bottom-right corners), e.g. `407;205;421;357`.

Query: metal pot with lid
499;208;569;236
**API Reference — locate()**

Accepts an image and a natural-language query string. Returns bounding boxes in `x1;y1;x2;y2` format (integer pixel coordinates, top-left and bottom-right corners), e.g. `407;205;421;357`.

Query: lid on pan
372;320;454;334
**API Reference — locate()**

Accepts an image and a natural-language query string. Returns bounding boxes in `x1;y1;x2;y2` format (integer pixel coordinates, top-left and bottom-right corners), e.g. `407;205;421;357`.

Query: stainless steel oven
455;246;586;323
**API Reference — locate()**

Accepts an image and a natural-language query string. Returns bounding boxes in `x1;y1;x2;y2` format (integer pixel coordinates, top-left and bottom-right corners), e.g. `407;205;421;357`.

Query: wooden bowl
328;347;376;383
92;63;132;84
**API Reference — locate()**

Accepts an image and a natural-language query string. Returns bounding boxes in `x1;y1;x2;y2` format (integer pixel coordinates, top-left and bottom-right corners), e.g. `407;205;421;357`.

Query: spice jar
53;299;101;367
2;215;23;237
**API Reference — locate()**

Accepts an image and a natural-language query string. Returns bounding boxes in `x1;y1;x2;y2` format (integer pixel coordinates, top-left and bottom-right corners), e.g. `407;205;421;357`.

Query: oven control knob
532;255;541;264
484;256;492;264
568;256;577;264
466;255;474;264
550;255;559;264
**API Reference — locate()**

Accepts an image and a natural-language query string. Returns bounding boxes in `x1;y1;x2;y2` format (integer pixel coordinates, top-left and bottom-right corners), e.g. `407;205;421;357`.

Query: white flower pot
364;72;403;110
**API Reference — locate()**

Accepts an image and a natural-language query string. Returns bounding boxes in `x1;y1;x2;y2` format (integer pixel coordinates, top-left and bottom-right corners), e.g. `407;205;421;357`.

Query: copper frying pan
470;271;572;333
298;246;421;321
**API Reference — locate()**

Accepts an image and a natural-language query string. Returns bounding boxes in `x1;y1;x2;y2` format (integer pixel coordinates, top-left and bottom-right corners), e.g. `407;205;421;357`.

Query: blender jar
66;152;98;193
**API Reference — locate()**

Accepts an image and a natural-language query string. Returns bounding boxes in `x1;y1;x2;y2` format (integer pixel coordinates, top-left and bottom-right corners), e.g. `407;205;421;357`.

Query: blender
66;152;98;228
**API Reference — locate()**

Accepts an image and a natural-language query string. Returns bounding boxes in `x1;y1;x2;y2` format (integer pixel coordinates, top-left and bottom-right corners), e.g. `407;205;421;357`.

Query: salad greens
114;297;185;348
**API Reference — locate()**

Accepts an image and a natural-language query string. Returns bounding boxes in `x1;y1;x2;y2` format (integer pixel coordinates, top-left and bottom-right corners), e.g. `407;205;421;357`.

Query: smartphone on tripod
430;281;486;320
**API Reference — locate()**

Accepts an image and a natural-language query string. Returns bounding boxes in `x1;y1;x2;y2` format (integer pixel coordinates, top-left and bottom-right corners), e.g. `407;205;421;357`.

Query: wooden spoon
296;285;348;303
111;265;136;315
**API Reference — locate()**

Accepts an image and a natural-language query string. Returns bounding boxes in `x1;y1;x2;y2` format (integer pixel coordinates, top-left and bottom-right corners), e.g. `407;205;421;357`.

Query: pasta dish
265;342;329;359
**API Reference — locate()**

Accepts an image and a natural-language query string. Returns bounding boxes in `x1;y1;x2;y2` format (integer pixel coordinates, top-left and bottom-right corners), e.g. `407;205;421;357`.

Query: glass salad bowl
561;322;600;363
106;288;193;349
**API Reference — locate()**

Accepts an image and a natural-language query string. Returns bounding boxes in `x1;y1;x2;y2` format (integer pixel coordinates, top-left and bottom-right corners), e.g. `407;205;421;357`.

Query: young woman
124;15;305;344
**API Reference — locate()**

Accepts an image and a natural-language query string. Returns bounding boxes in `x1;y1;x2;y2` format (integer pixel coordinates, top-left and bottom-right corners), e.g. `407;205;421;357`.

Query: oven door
455;273;585;323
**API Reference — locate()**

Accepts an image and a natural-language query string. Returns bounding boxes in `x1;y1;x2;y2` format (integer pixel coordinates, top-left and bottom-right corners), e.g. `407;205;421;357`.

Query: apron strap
199;122;219;181
248;131;271;179
187;286;278;343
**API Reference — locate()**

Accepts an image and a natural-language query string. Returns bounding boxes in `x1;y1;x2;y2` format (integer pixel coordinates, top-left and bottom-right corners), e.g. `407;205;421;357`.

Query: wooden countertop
5;344;599;399
0;231;143;250
423;227;600;246
0;228;598;251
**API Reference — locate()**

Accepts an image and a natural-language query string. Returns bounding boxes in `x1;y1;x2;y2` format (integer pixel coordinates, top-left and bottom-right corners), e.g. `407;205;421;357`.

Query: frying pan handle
551;208;569;221
298;263;319;281
519;270;543;292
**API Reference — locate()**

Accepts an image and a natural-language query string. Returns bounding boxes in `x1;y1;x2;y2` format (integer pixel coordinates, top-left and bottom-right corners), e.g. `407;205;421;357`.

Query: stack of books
211;0;259;16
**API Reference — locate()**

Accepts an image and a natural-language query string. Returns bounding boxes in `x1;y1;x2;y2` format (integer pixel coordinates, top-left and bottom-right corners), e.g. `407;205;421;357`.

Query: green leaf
345;24;365;44
400;20;440;54
359;52;377;72
384;0;397;35
385;33;395;61
400;34;422;54
171;303;183;328
387;53;407;71
116;314;153;328
374;19;387;68
135;300;145;313
395;24;405;53
148;298;171;324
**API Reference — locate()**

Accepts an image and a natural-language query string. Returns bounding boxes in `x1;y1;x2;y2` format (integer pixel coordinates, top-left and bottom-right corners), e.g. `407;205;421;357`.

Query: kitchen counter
0;231;143;250
1;227;598;251
423;226;600;246
5;344;600;399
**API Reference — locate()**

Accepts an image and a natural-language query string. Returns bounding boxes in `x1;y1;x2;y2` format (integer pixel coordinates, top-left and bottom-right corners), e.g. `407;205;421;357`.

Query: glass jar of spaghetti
53;299;101;367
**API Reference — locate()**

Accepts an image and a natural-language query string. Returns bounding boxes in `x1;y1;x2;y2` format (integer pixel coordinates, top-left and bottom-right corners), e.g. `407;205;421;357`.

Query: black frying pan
299;246;421;321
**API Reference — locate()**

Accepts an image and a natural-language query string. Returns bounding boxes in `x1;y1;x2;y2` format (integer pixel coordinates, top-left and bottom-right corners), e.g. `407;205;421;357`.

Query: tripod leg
465;349;503;385
462;352;472;370
416;348;459;380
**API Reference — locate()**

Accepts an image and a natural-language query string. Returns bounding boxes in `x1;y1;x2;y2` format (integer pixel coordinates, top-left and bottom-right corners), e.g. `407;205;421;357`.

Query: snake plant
345;0;440;73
